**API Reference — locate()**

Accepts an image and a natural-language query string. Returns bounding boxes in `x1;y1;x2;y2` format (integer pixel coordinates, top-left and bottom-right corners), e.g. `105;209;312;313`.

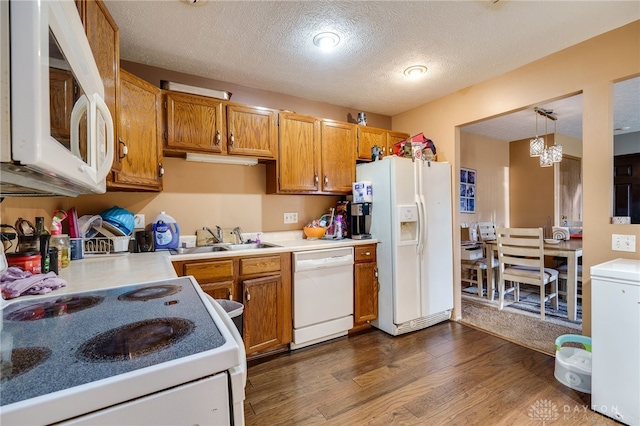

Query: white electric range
0;276;246;425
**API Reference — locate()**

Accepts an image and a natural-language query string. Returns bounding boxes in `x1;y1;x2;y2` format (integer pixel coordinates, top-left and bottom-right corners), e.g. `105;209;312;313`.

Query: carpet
462;286;582;324
458;296;582;357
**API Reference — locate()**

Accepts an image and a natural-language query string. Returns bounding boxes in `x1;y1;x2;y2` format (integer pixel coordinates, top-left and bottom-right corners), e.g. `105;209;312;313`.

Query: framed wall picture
460;167;476;213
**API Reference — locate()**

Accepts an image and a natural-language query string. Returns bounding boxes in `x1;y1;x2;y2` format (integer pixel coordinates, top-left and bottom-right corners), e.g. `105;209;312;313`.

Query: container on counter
152;212;180;250
6;251;42;274
50;234;70;269
48;247;59;274
70;238;83;260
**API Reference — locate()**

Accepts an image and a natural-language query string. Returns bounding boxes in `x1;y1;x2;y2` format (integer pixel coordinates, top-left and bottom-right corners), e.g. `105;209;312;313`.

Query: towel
1;267;67;299
552;226;570;241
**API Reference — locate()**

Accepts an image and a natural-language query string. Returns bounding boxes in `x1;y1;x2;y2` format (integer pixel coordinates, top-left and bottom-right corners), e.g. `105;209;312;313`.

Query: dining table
484;238;583;321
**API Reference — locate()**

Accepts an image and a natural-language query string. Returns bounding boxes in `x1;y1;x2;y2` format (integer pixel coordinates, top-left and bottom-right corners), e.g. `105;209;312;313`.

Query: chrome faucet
233;227;244;244
203;227;223;244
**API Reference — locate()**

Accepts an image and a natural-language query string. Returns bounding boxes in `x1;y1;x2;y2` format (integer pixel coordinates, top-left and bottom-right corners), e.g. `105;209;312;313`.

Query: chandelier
529;107;562;167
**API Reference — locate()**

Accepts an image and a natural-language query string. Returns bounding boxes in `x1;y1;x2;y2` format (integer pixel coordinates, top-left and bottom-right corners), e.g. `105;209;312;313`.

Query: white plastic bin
215;299;243;337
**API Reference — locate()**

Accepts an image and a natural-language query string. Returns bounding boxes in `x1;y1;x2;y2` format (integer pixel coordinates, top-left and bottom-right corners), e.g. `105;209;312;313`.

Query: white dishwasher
292;247;354;349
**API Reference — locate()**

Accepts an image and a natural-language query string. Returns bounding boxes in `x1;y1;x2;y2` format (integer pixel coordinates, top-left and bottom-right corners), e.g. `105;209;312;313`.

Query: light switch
612;234;636;252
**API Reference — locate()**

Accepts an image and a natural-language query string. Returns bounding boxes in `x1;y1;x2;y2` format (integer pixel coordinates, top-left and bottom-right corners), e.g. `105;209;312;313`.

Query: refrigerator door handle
416;195;424;254
419;193;428;254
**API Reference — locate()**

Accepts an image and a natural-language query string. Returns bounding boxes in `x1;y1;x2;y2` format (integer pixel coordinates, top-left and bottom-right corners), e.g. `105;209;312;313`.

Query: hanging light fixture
531;107;562;167
529;109;544;157
548;114;563;163
539;110;553;167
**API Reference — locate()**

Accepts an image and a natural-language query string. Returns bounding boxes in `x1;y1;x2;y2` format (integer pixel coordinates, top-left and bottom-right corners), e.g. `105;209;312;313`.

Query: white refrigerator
356;156;453;336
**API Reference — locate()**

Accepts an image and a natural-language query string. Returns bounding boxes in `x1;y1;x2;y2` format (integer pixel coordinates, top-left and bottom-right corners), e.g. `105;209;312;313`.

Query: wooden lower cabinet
172;253;291;359
242;274;283;354
352;244;379;332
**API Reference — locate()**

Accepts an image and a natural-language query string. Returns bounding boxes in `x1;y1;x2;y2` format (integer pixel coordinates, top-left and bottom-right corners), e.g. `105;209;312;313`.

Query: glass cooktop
0;277;226;407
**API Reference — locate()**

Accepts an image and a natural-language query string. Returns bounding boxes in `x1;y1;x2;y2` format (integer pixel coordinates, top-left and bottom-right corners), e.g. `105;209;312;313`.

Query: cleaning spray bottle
152;212;180;250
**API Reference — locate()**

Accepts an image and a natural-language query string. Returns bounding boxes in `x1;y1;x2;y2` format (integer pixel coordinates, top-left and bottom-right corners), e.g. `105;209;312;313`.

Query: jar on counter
50;234;70;269
6;251;42;274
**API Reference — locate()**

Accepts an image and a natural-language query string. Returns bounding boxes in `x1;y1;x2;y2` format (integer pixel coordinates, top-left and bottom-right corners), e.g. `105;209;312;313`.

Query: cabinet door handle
364;252;371;256
158;163;165;177
324;175;328;186
314;173;319;187
215;130;221;145
245;288;251;301
118;139;128;159
374;267;379;278
228;289;233;300
229;132;234;147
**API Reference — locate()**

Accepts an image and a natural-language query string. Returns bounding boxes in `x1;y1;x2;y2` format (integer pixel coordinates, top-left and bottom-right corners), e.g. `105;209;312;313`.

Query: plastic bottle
152;212;180;250
50;234;70;269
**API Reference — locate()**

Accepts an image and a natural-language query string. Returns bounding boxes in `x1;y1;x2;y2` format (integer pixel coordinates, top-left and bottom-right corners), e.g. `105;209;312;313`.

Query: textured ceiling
462;76;640;141
103;0;639;139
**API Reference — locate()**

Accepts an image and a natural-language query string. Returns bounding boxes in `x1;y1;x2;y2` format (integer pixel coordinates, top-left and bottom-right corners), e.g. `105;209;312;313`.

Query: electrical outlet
134;214;145;229
284;212;298;224
612;234;636;252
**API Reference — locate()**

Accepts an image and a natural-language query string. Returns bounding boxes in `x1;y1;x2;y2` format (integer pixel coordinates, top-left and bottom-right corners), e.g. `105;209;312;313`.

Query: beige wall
509;135;555;228
0;158;340;236
393;20;640;335
459;132;509;228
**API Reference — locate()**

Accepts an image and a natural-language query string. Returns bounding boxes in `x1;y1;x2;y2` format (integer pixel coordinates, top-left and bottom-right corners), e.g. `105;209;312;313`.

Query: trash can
215;299;243;337
554;334;592;393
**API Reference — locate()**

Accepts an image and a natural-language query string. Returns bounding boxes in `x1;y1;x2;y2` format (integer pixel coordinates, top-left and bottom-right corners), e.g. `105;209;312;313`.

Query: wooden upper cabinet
273;112;321;193
163;91;226;155
112;69;163;190
357;126;386;161
386;130;410;157
77;0;120;170
226;103;278;159
321;120;356;193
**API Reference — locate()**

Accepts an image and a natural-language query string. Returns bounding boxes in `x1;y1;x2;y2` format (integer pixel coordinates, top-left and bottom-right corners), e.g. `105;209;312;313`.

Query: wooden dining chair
495;227;559;320
461;222;499;300
557;263;583;302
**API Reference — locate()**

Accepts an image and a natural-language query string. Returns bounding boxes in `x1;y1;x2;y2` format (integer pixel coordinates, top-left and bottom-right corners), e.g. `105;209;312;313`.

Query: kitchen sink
171;242;280;255
225;242;280;251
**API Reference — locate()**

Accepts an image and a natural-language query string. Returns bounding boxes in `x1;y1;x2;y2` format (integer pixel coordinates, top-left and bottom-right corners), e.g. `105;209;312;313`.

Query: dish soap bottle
152;212;180;250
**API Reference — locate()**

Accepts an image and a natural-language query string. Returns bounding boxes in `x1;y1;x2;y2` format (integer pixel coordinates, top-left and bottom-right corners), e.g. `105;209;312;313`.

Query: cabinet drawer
354;245;377;263
240;255;281;276
184;259;234;282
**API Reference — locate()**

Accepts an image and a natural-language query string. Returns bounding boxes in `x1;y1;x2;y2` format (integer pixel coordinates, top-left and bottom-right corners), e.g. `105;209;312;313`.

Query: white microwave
0;0;114;197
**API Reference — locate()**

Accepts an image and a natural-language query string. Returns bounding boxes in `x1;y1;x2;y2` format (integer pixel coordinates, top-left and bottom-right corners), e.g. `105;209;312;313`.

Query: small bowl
544;238;560;244
303;227;327;240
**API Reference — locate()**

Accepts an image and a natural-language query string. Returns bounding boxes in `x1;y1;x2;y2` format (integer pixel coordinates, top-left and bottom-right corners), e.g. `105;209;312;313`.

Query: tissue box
352;181;372;203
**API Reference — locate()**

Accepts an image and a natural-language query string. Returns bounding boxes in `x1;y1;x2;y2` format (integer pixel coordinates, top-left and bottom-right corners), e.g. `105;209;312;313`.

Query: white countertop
2;233;377;304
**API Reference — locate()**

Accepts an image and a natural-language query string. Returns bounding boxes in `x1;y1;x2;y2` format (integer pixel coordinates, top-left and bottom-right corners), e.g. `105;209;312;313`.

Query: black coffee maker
349;202;372;239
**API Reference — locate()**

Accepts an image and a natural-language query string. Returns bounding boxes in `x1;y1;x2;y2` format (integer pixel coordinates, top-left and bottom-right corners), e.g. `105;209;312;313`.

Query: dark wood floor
245;321;615;425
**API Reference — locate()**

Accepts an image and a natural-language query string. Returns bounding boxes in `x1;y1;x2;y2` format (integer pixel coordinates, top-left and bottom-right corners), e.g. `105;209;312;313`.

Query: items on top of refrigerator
392;133;437;161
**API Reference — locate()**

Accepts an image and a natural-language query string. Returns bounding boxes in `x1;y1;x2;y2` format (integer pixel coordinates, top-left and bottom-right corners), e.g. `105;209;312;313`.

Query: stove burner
1;347;51;382
117;285;181;301
4;296;104;321
77;317;194;362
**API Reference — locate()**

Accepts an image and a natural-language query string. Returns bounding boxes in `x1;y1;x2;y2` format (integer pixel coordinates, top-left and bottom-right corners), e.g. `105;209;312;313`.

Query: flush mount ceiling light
403;65;428;78
313;32;340;51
